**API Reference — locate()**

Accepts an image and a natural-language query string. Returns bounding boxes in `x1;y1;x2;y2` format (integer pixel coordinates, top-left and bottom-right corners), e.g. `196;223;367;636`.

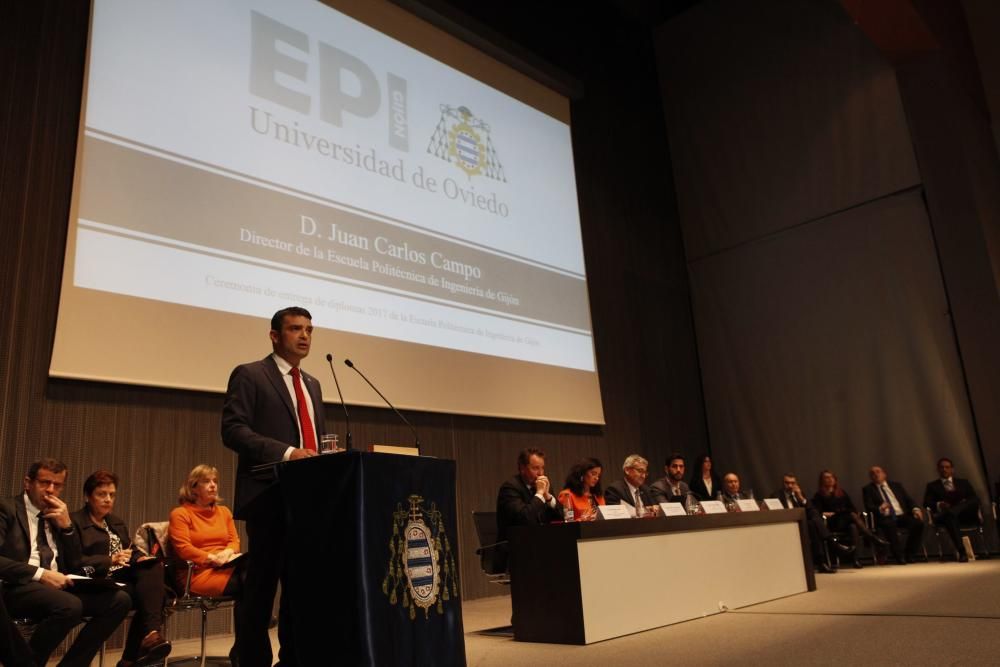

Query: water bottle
563;495;575;522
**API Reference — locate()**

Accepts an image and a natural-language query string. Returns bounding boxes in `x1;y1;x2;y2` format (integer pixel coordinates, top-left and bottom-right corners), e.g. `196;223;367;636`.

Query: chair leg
200;607;209;667
163;613;171;666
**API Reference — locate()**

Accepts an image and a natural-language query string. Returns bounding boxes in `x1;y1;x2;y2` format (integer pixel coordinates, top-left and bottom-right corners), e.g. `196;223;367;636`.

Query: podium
273;451;466;666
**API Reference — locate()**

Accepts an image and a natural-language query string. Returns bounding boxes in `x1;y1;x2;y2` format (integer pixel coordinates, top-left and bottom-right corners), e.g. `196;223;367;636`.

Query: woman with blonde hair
168;465;244;664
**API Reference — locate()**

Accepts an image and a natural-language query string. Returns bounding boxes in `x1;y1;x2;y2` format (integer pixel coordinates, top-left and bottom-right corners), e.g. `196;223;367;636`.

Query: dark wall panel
655;0;994;508
657;0;921;260
690;190;985;498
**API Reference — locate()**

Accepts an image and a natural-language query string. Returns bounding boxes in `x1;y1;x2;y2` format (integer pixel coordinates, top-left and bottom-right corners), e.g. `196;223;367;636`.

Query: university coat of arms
382;494;459;619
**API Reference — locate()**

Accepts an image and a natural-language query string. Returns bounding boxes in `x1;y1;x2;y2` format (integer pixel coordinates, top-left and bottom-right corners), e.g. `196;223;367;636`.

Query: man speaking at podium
222;306;327;667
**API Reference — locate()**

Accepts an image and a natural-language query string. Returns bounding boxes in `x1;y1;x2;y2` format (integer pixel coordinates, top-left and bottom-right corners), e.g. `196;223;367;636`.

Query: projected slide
74;0;593;371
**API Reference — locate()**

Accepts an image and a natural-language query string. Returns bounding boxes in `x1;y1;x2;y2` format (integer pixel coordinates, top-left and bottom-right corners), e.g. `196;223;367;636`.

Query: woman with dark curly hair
812;469;888;568
557;458;605;521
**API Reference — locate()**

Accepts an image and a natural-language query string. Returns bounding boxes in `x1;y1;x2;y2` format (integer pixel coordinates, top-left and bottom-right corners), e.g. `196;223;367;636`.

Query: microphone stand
325;353;353;450
344;358;420;452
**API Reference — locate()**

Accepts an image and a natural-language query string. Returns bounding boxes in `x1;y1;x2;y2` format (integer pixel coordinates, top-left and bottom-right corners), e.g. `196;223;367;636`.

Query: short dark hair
564;458;604;497
270;307;313;332
517;448;545;468
937;457;953;467
665;453;685;467
83;470;119;497
27;458;67;480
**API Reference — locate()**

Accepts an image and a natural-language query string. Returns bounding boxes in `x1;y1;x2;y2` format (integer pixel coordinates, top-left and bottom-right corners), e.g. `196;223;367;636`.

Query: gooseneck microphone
325;353;353;451
343;358;420;451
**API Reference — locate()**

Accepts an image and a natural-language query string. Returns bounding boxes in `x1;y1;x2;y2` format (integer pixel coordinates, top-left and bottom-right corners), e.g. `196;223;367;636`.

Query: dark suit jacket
862;481;917;516
721;491;745;504
648;478;691;504
604;480;655;508
771;489;808;510
70;508;132;576
495;475;561;546
689;474;721;502
0;495;82;585
222;355;327;519
923;478;978;513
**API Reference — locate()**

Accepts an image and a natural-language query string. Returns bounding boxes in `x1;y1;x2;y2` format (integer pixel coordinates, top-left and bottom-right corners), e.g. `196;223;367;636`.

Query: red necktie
290;367;316;451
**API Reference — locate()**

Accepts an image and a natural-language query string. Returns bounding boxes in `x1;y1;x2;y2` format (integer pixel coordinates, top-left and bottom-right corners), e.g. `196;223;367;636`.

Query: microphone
325;353;352;451
343;358;420;451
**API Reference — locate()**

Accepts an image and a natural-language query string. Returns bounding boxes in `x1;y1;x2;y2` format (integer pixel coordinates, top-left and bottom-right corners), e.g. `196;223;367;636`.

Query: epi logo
382;494;459;619
428;106;506;182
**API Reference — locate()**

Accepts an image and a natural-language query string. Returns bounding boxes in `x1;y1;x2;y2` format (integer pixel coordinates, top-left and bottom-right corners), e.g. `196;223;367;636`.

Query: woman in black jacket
688;454;721;502
71;470;172;667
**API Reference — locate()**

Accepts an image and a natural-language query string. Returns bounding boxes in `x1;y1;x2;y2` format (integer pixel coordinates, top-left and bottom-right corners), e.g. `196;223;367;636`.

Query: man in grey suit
604;455;658;516
649;453;691;505
222;306;327;667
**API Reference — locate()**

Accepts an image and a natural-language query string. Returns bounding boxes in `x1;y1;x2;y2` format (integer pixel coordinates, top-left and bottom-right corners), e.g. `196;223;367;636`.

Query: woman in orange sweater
168;465;244;663
557;458;606;521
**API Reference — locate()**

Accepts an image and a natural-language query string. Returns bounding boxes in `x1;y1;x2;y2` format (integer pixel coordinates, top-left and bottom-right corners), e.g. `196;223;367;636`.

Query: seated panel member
689;454;721;502
923;457;980;562
719;472;747;508
0;459;131;667
772;473;852;573
604;455;658;517
862;465;924;565
496;448;562;558
71;470;171;666
169;465;246;665
649;453;691;505
557;458;606;521
813;469;887;568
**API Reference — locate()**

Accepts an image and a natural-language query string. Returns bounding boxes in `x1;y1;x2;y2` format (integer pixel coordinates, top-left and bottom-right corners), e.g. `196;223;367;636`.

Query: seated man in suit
720;472;748;508
923;457;980;562
496;448;562;567
772;473;852;573
0;459;131;667
604;455;658;517
649;453;691;505
862;465;924;564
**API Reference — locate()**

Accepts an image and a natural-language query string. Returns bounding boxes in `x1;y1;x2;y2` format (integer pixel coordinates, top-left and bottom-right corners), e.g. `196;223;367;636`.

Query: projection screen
50;0;604;424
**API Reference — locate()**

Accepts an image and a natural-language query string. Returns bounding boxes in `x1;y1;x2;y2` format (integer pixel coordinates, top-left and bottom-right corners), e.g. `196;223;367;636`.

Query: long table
508;509;814;644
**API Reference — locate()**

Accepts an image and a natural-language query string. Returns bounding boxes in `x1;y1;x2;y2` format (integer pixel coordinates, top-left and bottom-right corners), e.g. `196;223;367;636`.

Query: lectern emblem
427;105;507;182
382;494;459;619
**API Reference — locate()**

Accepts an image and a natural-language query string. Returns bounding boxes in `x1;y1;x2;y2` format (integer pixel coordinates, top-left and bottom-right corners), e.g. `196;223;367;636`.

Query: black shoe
868;534;890;547
852;558;864;569
815;561;836;573
958;552;969;563
828;538;854;554
134;630;172;667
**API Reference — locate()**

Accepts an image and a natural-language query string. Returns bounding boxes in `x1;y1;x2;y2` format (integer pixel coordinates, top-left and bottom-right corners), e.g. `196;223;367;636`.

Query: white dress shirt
272;353;319;459
880;483;903;515
24;493;59;580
